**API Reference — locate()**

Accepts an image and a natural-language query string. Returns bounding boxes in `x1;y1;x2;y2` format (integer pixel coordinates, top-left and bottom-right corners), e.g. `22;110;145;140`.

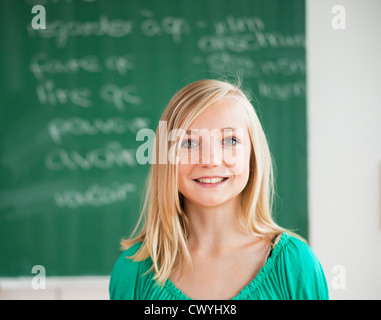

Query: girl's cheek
178;147;200;165
223;146;247;175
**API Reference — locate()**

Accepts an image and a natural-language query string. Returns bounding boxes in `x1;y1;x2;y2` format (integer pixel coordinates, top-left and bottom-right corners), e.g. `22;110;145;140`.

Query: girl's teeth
196;178;226;184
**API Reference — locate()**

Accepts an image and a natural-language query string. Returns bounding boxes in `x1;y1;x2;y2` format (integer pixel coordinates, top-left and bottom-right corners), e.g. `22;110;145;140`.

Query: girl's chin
187;195;231;207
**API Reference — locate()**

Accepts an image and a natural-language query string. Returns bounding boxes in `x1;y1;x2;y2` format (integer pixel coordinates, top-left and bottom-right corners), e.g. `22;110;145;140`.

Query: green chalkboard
0;0;307;277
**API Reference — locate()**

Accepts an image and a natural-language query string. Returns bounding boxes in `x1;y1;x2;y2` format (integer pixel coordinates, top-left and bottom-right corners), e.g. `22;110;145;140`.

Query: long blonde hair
122;79;299;285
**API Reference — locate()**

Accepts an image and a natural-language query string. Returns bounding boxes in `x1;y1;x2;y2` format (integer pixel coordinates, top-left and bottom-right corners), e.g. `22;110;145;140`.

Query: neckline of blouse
163;232;291;300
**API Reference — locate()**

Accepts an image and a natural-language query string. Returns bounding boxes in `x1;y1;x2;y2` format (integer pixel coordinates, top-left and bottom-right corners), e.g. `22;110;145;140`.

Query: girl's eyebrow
185;127;238;134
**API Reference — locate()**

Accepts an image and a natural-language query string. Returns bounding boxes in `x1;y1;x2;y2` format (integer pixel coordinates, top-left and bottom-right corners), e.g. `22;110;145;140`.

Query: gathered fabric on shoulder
109;233;329;300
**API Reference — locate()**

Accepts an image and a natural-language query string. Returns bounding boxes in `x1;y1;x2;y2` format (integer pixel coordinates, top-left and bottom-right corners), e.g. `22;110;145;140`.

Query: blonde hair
121;79;301;285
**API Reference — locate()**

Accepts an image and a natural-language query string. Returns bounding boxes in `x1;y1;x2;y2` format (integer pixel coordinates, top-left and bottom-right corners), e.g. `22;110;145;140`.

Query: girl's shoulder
113;241;146;273
109;241;146;300
279;233;319;264
273;232;329;299
121;241;144;256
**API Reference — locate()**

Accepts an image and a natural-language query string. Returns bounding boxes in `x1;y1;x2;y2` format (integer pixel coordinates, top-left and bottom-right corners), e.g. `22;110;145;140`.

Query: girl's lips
193;176;228;179
192;177;229;188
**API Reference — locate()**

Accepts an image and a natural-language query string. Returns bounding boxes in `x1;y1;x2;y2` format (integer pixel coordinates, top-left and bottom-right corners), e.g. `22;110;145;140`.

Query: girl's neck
183;197;252;253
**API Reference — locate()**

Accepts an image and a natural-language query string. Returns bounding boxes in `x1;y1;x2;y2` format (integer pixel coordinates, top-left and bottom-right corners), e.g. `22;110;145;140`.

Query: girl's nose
198;136;223;167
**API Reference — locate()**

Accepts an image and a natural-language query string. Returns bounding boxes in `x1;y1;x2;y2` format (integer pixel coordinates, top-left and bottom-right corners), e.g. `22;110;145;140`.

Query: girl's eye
181;137;240;149
181;139;198;149
223;137;239;145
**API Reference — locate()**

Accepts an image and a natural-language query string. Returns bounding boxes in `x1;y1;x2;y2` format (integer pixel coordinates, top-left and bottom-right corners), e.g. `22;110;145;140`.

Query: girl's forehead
185;127;247;137
187;99;249;129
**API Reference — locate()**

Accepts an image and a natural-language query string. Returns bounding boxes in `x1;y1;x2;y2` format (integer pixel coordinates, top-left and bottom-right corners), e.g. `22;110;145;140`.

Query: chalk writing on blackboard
48;117;150;145
45;141;136;171
53;181;136;209
29;52;135;79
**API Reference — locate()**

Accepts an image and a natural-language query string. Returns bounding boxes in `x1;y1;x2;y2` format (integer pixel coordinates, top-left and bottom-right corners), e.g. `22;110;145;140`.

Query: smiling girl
109;79;329;300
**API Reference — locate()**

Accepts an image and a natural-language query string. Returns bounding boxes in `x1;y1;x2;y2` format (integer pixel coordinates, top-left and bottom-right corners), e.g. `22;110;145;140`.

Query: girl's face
177;98;252;208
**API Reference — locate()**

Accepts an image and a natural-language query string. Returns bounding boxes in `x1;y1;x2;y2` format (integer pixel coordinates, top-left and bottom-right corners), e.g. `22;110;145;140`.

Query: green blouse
109;233;329;300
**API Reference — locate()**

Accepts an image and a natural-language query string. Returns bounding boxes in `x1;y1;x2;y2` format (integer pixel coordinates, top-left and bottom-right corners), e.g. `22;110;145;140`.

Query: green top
109;233;329;300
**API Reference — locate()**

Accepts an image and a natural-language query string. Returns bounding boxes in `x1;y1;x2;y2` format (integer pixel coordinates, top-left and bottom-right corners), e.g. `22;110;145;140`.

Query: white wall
0;277;109;300
307;0;381;299
1;0;380;300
